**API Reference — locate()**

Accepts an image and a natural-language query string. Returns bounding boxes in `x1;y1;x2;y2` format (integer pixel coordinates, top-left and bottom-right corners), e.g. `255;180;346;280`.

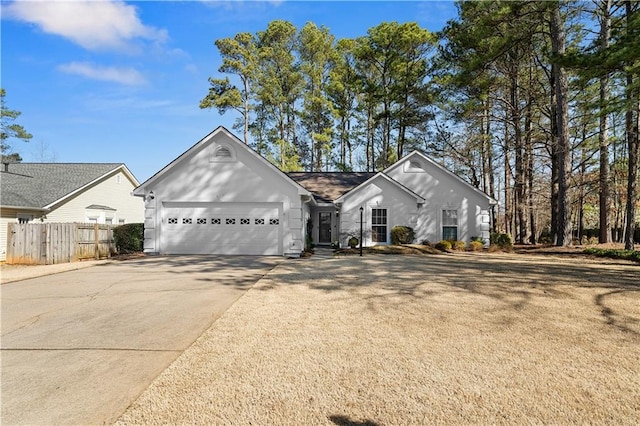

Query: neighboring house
0;163;144;261
134;126;496;257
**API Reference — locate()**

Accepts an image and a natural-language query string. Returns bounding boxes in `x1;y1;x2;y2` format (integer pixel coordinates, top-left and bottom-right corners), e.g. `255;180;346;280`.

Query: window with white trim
442;209;458;240
371;208;387;243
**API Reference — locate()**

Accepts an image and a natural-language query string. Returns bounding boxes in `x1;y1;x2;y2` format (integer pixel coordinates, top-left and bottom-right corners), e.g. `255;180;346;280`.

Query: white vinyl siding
44;170;143;224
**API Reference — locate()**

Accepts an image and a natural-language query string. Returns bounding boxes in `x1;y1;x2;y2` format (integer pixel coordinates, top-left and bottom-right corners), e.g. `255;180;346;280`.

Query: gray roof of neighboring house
0;163;123;209
287;172;376;203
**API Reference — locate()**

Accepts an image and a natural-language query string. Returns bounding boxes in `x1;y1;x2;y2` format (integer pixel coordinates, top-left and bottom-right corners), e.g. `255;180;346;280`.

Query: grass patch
584;248;640;263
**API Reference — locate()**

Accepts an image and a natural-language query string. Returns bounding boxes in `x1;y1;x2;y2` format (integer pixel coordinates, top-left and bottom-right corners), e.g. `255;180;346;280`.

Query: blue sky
2;1;458;182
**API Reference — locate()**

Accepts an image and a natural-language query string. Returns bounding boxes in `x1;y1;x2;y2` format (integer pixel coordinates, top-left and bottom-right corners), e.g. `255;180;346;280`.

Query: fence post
94;223;99;260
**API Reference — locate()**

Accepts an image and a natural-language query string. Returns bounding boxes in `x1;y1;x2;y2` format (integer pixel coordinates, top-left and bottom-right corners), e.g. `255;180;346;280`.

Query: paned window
442;209;458;241
255;218;265;225
371;208;387;243
183;218;192;225
226;218;236;225
211;218;221;225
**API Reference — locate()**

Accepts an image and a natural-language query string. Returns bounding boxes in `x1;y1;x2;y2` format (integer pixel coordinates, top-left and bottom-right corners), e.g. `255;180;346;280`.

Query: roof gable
334;172;426;204
385;151;497;204
133;126;311;197
0;163;136;209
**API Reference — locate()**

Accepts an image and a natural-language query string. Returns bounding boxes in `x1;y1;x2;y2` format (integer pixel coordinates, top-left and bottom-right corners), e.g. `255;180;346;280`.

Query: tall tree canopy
1;88;32;163
202;2;640;247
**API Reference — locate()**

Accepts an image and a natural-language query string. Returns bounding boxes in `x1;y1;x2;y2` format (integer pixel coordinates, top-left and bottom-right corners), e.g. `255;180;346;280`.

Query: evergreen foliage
390;226;415;245
201;4;639;248
113;223;144;254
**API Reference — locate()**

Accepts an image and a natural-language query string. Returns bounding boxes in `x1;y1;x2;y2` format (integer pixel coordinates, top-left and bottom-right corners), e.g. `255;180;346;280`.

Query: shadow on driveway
1;255;281;425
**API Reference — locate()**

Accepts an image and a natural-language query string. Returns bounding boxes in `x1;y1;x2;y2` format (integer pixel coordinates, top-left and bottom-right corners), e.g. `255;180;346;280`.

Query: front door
318;212;332;244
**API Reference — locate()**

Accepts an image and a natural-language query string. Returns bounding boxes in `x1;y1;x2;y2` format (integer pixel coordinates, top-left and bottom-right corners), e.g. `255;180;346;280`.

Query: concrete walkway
1;255;281;425
1;259;110;284
309;247;335;260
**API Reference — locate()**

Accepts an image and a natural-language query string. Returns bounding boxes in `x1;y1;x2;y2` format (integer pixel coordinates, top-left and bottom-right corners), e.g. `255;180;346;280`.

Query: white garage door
162;203;281;255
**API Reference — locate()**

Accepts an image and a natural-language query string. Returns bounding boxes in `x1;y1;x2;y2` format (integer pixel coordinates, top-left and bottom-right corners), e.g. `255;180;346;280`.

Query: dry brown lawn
116;252;639;425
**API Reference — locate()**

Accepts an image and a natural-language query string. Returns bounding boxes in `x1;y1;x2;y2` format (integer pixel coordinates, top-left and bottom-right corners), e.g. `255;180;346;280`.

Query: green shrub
471;236;485;244
305;235;314;251
390;226;415;245
113;223;144;254
348;236;359;248
584;248;640;262
490;232;513;249
451;240;466;251
435;240;452;251
469;241;484;251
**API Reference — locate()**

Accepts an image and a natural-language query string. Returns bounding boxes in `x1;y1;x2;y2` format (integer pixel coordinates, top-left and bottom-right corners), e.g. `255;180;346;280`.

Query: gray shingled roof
0;163;123;209
288;172;376;203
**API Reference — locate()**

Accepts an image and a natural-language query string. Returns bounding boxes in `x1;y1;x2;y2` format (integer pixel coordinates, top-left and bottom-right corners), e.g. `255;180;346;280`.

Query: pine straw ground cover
116;252;640;425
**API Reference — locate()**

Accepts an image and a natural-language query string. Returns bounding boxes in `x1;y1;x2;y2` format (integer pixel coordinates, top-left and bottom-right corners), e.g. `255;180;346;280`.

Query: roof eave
0;205;48;212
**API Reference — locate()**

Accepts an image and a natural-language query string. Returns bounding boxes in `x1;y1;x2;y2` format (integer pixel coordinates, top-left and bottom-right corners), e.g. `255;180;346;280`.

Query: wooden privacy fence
6;223;115;265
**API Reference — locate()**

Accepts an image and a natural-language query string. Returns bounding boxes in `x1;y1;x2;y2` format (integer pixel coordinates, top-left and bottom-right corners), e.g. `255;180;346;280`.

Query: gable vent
215;147;232;158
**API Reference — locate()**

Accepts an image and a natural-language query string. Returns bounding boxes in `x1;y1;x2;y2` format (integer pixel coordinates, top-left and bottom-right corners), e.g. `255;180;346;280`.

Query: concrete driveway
0;255;281;425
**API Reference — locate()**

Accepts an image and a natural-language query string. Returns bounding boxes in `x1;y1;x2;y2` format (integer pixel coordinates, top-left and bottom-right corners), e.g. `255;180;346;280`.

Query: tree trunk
504;123;513;237
624;0;639;250
598;0;612;243
243;77;250;144
512;67;527;244
525;91;535;244
578;149;588;242
550;1;573;246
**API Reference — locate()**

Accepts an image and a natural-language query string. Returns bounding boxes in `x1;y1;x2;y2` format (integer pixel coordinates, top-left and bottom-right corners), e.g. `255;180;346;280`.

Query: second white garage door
162;202;281;255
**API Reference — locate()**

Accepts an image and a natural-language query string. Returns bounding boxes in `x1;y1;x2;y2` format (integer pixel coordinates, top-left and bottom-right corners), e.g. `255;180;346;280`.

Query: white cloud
58;62;147;86
5;0;167;51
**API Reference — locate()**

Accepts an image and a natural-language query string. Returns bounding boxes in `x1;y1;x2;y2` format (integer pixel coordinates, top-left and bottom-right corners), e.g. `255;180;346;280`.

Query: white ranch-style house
134;127;496;257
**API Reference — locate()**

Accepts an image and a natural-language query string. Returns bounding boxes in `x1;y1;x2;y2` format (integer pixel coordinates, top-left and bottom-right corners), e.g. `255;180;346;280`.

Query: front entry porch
310;206;340;247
